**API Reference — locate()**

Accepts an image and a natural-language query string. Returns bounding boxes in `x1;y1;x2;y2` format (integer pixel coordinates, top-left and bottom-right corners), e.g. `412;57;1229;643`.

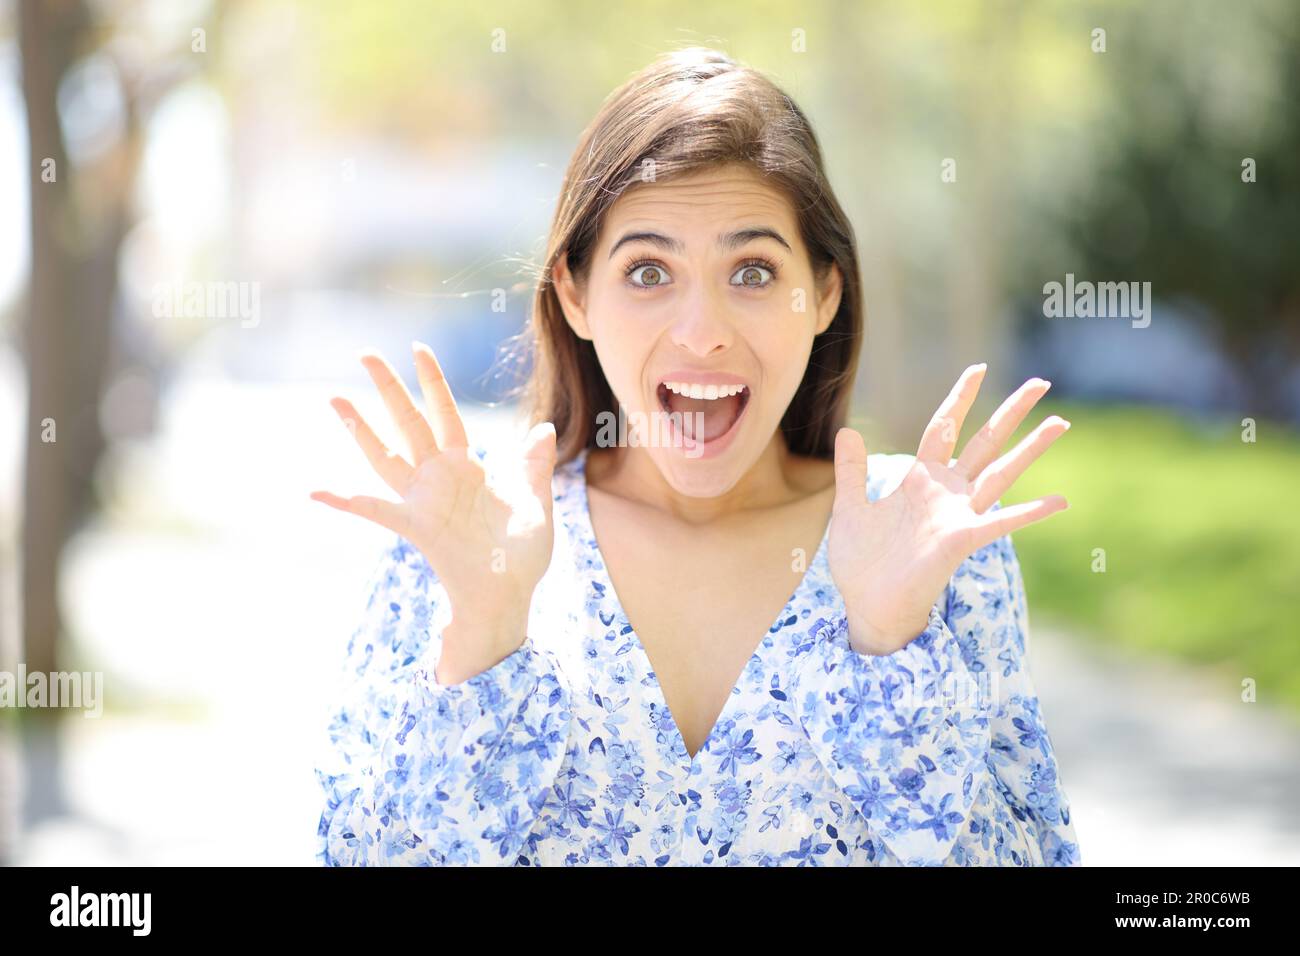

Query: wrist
846;612;928;657
847;629;894;657
436;601;530;684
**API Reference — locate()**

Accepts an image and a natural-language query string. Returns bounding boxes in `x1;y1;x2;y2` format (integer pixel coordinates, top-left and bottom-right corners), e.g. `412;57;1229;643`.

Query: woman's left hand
827;364;1071;656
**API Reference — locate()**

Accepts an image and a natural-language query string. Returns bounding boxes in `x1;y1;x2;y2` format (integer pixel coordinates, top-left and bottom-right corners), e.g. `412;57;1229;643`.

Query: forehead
598;164;797;243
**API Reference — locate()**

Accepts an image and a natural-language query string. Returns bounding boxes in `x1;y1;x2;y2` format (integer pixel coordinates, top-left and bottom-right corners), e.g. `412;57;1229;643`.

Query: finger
329;397;414;495
916;363;987;465
832;426;869;516
968;494;1069;550
412;341;469;451
952;377;1052;482
969;415;1070;513
309;489;411;538
520;421;558;521
359;349;440;463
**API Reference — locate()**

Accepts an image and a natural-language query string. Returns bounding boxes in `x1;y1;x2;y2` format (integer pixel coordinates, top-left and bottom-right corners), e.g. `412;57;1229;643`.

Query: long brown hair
508;46;864;465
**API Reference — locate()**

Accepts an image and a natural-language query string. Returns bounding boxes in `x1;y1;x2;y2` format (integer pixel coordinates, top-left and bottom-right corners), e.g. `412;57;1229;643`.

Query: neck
587;431;807;524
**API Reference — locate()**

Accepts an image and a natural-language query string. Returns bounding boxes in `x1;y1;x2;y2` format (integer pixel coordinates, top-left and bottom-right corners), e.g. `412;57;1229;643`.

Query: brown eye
730;262;775;288
628;263;669;288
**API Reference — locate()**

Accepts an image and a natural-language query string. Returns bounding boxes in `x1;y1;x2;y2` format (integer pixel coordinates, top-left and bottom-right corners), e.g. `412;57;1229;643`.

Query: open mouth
656;378;751;447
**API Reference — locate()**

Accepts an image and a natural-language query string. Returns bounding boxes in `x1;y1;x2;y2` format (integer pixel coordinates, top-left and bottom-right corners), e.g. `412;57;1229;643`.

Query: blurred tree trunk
16;0;126;837
13;0;202;855
0;570;13;864
948;5;1017;428
829;1;912;452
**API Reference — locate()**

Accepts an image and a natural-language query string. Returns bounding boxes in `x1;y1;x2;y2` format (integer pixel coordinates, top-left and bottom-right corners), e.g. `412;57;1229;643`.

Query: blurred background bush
0;0;1297;865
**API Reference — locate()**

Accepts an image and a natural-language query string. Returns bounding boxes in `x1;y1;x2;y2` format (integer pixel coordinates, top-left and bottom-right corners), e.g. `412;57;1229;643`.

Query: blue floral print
315;446;1081;866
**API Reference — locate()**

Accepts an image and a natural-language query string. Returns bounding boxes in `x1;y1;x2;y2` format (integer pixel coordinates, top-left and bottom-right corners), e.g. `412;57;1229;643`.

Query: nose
668;282;733;358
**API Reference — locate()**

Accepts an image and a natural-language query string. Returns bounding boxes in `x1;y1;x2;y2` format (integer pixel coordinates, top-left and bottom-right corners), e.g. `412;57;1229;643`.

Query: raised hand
310;342;558;681
827;364;1070;656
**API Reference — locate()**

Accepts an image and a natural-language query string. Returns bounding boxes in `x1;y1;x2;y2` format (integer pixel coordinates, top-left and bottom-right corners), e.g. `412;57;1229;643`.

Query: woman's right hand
310;341;558;681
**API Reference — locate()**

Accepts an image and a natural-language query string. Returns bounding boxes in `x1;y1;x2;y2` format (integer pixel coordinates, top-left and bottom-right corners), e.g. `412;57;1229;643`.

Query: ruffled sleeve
792;598;993;865
980;530;1081;865
314;529;572;866
794;489;1081;866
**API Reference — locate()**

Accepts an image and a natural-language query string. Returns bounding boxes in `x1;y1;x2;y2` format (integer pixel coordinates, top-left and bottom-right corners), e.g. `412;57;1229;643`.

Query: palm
311;342;557;616
828;365;1070;656
402;448;554;604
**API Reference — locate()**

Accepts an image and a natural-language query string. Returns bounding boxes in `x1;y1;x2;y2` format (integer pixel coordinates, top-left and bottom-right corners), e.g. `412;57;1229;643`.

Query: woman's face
555;162;843;497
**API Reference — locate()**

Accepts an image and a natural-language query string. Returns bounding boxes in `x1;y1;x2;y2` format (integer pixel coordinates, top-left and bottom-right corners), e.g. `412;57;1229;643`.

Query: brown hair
508;46;864;464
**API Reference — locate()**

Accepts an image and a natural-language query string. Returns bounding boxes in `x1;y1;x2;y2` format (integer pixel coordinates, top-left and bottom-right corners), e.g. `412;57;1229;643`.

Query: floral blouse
314;445;1081;866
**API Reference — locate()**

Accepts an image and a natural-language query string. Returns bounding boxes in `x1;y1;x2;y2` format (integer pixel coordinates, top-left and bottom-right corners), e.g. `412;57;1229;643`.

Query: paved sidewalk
1029;623;1300;866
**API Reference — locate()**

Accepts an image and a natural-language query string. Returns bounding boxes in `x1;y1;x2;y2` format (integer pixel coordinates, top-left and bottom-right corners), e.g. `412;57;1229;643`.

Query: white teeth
661;381;747;400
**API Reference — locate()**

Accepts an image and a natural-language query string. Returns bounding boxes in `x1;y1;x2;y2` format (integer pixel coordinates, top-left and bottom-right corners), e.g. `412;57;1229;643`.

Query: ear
552;250;593;341
814;261;843;336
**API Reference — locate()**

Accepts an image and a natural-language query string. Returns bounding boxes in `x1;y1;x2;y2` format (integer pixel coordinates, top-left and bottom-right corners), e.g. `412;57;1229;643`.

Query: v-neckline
571;446;833;777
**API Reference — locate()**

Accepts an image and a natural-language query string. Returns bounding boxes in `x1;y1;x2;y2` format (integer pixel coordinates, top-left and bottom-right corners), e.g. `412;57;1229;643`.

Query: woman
311;47;1080;866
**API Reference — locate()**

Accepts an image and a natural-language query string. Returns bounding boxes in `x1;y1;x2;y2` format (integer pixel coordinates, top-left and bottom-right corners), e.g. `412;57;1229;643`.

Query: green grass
994;399;1300;716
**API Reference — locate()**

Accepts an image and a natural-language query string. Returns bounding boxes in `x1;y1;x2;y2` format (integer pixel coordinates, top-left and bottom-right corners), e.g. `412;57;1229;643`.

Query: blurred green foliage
1002;399;1300;715
1007;2;1300;418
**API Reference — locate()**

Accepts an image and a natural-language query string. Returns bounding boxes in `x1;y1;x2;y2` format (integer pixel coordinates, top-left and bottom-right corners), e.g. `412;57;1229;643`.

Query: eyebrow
606;226;793;260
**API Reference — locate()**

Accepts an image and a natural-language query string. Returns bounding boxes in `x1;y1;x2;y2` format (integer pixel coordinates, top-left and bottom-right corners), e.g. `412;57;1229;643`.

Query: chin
654;461;743;498
646;436;759;498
